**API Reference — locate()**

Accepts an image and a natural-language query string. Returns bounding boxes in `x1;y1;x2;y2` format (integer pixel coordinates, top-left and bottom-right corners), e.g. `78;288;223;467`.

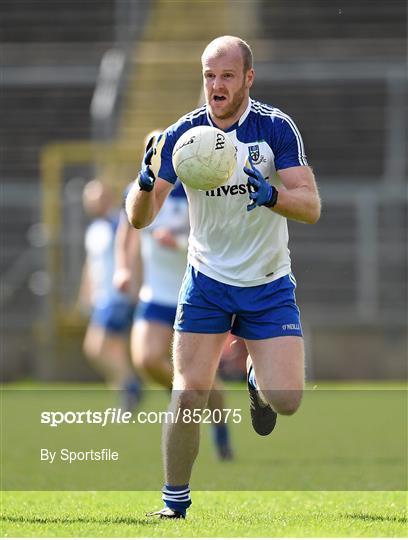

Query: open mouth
213;95;226;102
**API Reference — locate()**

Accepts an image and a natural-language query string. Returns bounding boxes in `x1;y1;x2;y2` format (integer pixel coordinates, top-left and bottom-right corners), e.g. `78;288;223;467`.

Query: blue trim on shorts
91;299;135;334
174;265;302;340
135;301;177;326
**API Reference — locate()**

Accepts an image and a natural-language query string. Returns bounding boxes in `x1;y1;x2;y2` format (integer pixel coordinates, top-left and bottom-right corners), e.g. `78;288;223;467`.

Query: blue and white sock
162;484;191;516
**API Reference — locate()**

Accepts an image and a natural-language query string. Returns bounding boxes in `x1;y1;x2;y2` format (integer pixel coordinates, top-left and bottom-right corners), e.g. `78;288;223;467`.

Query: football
172;126;237;190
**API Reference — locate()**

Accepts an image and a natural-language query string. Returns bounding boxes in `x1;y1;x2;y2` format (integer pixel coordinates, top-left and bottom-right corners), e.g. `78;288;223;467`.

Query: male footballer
126;35;321;519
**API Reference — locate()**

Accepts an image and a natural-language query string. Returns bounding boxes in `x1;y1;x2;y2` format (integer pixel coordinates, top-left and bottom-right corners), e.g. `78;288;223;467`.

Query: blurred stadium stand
1;0;406;381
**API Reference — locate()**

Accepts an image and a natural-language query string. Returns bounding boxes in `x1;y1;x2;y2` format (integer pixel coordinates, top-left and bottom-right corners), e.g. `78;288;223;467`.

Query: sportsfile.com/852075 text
40;408;243;427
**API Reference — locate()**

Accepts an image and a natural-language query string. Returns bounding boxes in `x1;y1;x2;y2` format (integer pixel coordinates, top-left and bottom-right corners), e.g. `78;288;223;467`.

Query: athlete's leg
207;377;225;410
131;320;173;389
132;317;233;457
163;331;229;485
209;334;242;408
245;336;305;415
83;324;135;387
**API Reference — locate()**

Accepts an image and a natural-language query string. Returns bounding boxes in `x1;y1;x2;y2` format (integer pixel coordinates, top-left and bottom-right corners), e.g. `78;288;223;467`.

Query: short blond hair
202;35;253;74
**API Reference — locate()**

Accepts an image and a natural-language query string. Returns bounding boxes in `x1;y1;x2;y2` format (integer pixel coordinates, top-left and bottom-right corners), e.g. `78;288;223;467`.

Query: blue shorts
174;265;303;340
91;298;135;334
135;301;177;327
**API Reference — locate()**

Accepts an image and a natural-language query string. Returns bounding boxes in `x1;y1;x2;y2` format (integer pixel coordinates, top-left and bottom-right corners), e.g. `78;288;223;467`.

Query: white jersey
156;98;308;287
139;181;189;306
85;214;127;306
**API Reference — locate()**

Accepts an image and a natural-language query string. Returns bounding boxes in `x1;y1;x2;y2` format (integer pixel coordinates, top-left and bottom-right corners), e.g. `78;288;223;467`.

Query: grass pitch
1;381;406;537
1;490;407;537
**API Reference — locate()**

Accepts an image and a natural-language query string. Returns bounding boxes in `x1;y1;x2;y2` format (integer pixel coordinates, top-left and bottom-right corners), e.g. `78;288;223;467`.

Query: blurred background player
114;131;234;460
78;179;142;411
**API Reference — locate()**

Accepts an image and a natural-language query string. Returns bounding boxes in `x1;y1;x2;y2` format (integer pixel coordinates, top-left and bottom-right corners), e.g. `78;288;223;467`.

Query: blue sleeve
271;114;308;170
169;180;187;199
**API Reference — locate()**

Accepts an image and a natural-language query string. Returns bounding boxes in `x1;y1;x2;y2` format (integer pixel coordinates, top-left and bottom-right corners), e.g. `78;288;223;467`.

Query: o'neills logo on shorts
282;324;301;331
175;304;184;325
205;183;256;197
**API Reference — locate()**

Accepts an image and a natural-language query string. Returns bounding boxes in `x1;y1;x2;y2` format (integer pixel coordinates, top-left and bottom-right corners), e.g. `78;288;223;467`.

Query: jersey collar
206;97;252;132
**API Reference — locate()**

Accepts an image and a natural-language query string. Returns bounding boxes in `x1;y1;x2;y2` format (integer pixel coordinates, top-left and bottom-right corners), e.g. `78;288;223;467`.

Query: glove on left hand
244;155;278;212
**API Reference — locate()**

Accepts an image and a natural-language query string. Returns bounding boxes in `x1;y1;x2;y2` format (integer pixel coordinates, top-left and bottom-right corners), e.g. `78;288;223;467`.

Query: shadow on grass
345;513;407;524
1;515;164;527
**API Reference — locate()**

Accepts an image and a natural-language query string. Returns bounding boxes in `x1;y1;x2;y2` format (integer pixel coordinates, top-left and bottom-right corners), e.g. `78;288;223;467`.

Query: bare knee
172;371;213;410
134;351;160;372
173;388;209;412
264;390;302;416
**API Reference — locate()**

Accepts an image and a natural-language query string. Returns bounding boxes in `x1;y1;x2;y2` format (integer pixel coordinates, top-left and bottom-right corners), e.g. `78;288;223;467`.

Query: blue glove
244;155;278;212
138;137;156;192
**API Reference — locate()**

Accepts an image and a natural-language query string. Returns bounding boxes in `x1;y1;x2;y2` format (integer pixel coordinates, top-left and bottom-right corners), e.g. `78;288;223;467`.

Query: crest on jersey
248;145;260;162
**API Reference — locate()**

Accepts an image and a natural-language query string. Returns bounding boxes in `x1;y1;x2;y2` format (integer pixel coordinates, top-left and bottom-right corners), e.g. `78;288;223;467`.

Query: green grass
1;382;407;536
2;386;406;491
1;490;407;537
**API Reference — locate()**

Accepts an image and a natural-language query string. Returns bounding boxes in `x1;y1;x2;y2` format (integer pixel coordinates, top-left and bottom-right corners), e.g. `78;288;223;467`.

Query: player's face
202;49;254;125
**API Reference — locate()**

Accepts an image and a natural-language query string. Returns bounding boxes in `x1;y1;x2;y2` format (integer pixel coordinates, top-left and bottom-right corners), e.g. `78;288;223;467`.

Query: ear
246;68;255;89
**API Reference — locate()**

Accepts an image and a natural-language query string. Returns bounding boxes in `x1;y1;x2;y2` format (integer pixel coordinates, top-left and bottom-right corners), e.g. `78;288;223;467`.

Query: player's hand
138;135;157;192
244;155;278;212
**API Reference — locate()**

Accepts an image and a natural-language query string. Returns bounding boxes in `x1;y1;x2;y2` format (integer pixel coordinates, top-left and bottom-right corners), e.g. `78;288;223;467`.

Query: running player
126;36;321;518
79;179;141;411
